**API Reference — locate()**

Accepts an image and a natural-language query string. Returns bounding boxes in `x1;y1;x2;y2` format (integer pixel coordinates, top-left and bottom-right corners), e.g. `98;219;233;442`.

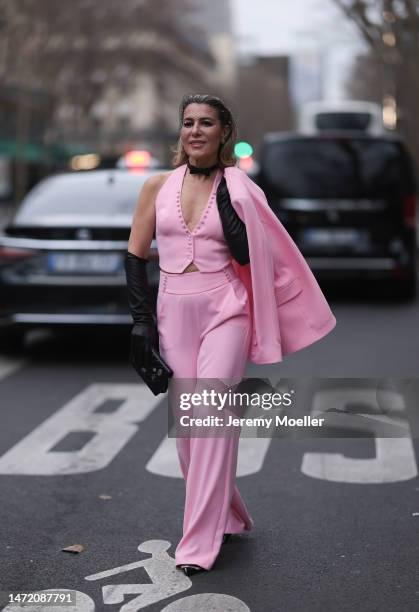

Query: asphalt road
1;287;419;612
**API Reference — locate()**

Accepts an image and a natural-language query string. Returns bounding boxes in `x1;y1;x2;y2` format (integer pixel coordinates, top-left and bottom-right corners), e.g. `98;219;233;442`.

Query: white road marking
302;438;417;483
85;539;251;611
146;435;272;477
2;540;251;611
161;594;251;611
85;539;190;610
0;384;160;475
236;438;272;477
301;387;417;483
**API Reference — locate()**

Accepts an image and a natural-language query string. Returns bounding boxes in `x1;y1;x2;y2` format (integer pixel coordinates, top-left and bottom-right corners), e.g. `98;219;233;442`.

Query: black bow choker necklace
187;160;218;176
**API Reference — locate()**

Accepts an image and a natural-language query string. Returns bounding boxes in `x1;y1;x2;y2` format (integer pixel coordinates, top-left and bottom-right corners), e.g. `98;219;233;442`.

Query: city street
1;284;419;612
2;1;419;610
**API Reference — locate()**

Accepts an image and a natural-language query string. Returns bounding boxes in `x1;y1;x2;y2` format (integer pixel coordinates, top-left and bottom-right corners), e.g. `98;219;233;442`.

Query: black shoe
178;564;206;576
222;533;232;544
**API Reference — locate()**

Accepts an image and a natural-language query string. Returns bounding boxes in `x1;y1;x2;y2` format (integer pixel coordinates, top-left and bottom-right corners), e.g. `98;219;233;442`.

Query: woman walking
124;94;336;576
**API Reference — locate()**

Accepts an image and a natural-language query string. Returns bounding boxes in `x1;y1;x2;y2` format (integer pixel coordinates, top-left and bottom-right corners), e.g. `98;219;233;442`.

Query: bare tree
333;0;419;164
0;0;215;201
346;51;383;103
0;0;213;115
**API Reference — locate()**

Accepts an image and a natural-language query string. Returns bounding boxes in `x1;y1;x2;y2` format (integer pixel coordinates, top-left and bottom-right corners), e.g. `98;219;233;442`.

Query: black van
257;132;417;298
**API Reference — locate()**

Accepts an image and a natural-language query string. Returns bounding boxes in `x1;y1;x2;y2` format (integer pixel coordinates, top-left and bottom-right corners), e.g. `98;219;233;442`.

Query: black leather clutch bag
130;345;173;396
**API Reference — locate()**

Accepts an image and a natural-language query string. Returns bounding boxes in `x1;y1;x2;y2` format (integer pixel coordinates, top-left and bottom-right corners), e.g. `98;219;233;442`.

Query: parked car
0;168;163;348
257;132;417;298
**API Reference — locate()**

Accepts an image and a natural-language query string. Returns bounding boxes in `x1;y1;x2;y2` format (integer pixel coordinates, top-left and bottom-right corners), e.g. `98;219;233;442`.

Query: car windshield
261;138;413;199
315;112;371;131
14;171;156;224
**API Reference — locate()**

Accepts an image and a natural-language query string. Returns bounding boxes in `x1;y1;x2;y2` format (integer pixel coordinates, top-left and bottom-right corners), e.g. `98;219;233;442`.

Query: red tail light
403;194;416;228
0;246;40;260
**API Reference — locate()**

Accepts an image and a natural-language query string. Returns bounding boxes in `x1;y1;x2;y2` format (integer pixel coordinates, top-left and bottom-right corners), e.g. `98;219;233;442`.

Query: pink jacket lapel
224;166;336;364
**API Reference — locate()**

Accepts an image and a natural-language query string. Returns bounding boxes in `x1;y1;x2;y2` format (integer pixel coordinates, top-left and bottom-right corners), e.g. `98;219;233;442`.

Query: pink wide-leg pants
157;262;255;570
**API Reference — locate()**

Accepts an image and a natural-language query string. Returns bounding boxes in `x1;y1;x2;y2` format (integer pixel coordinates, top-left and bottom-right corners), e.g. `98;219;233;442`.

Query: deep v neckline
177;164;220;234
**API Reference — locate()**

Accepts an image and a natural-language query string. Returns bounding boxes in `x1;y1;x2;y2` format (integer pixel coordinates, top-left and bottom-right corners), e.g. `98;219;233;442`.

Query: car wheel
0;329;26;353
393;274;417;301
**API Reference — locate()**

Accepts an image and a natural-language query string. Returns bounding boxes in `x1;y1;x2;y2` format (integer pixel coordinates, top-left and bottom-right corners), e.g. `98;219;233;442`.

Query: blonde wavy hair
172;94;237;169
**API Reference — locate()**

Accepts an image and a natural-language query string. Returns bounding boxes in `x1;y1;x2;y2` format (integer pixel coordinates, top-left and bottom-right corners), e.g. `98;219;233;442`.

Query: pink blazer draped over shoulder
223;166;337;364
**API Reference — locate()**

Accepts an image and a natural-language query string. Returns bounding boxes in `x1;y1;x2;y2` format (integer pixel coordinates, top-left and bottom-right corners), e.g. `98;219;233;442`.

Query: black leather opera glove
124;251;159;370
216;176;250;265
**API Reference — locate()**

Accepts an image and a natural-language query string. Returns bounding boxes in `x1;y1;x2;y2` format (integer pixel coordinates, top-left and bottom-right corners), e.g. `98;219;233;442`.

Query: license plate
47;253;122;273
300;228;365;247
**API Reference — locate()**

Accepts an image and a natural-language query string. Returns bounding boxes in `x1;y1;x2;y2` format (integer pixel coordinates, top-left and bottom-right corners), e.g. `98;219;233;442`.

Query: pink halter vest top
155;163;232;273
